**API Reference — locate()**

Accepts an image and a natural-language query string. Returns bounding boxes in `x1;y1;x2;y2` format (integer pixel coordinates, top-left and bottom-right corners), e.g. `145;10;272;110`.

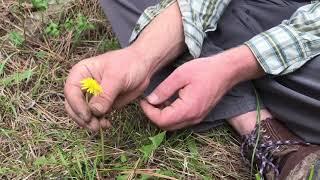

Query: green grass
0;0;249;179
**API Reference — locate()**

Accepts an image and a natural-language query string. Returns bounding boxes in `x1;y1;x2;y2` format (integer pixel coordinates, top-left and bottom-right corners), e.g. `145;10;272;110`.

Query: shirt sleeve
245;2;320;75
129;0;231;58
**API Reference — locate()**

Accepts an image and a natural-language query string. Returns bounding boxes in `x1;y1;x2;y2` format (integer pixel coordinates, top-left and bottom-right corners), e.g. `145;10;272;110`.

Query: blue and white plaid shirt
130;0;320;75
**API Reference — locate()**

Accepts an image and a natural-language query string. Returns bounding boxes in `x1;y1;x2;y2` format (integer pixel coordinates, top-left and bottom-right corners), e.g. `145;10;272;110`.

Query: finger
89;75;123;117
87;117;100;132
65;101;87;128
112;88;143;109
163;118;202;131
112;93;135;109
64;66;92;122
140;96;192;128
113;79;149;109
146;70;187;105
151;100;172;110
99;117;112;129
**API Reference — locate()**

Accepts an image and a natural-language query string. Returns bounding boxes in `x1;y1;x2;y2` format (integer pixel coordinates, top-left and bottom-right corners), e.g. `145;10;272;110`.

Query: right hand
64;48;151;131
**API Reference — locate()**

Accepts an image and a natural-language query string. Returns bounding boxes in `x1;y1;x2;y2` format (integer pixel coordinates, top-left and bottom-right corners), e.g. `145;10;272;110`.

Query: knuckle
172;69;184;82
153;120;164;127
88;121;99;132
97;91;113;104
186;100;203;119
73;120;83;127
188;108;205;124
189;110;202;120
100;120;110;129
156;85;171;99
69;61;91;75
75;110;85;120
184;105;196;117
191;111;204;121
154;111;175;128
153;118;168;128
175;65;184;73
69;63;82;73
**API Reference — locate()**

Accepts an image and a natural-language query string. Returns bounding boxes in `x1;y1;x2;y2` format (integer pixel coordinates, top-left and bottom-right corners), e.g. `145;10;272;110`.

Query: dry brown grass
0;0;250;179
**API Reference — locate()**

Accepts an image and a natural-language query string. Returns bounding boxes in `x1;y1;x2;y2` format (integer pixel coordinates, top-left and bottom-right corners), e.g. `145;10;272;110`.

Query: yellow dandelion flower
80;78;103;96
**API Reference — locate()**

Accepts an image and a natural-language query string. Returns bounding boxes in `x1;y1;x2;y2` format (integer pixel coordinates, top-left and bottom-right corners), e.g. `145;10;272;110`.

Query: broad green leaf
139;132;166;160
35;50;46;59
202;175;213;180
120;154;128;163
157;169;176;177
0;70;33;86
31;0;48;11
255;173;261;180
75;14;95;34
187;138;199;157
116;174;129;180
149;131;166;148
64;18;75;31
139;144;154;159
140;174;151;180
33;156;48;167
99;38;120;52
45;22;60;37
8;32;24;47
308;165;315;180
0;167;11;175
49;154;57;164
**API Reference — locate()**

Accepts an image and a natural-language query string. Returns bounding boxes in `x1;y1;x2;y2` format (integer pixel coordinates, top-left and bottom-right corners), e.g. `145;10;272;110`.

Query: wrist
128;37;185;80
125;44;163;80
231;45;265;82
126;2;185;79
209;45;265;87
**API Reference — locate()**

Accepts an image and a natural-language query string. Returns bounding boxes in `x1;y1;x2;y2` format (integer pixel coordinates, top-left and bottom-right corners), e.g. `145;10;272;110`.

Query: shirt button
134;24;141;31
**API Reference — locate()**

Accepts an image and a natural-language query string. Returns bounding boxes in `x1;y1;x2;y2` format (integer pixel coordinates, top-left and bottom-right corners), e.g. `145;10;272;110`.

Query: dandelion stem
100;128;105;163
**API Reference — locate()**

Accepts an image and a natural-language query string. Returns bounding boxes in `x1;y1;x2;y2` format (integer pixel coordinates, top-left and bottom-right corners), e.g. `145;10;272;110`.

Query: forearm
229;45;265;82
208;45;265;87
129;2;185;78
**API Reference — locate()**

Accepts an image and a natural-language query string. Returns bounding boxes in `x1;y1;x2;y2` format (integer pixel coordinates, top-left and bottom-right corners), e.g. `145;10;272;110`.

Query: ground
0;0;250;179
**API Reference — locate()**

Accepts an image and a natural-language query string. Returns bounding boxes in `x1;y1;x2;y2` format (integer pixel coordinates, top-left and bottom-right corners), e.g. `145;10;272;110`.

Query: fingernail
91;103;103;113
147;93;158;104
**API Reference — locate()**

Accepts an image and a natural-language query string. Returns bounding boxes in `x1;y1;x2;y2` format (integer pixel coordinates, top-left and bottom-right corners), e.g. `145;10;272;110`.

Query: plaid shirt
130;0;320;75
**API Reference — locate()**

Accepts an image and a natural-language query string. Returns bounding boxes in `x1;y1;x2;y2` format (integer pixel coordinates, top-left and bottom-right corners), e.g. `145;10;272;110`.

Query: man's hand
64;2;186;131
64;48;151;131
141;45;264;131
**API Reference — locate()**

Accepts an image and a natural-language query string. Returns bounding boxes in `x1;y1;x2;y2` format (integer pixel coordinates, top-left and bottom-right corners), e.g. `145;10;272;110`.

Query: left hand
140;56;238;131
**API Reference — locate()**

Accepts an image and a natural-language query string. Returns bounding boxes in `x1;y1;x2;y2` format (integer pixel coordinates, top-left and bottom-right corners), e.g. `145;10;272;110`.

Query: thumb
89;76;122;117
147;70;187;105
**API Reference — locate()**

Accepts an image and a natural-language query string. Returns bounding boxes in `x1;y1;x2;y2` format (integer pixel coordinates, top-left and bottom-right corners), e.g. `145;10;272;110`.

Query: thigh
100;0;158;47
255;56;320;144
